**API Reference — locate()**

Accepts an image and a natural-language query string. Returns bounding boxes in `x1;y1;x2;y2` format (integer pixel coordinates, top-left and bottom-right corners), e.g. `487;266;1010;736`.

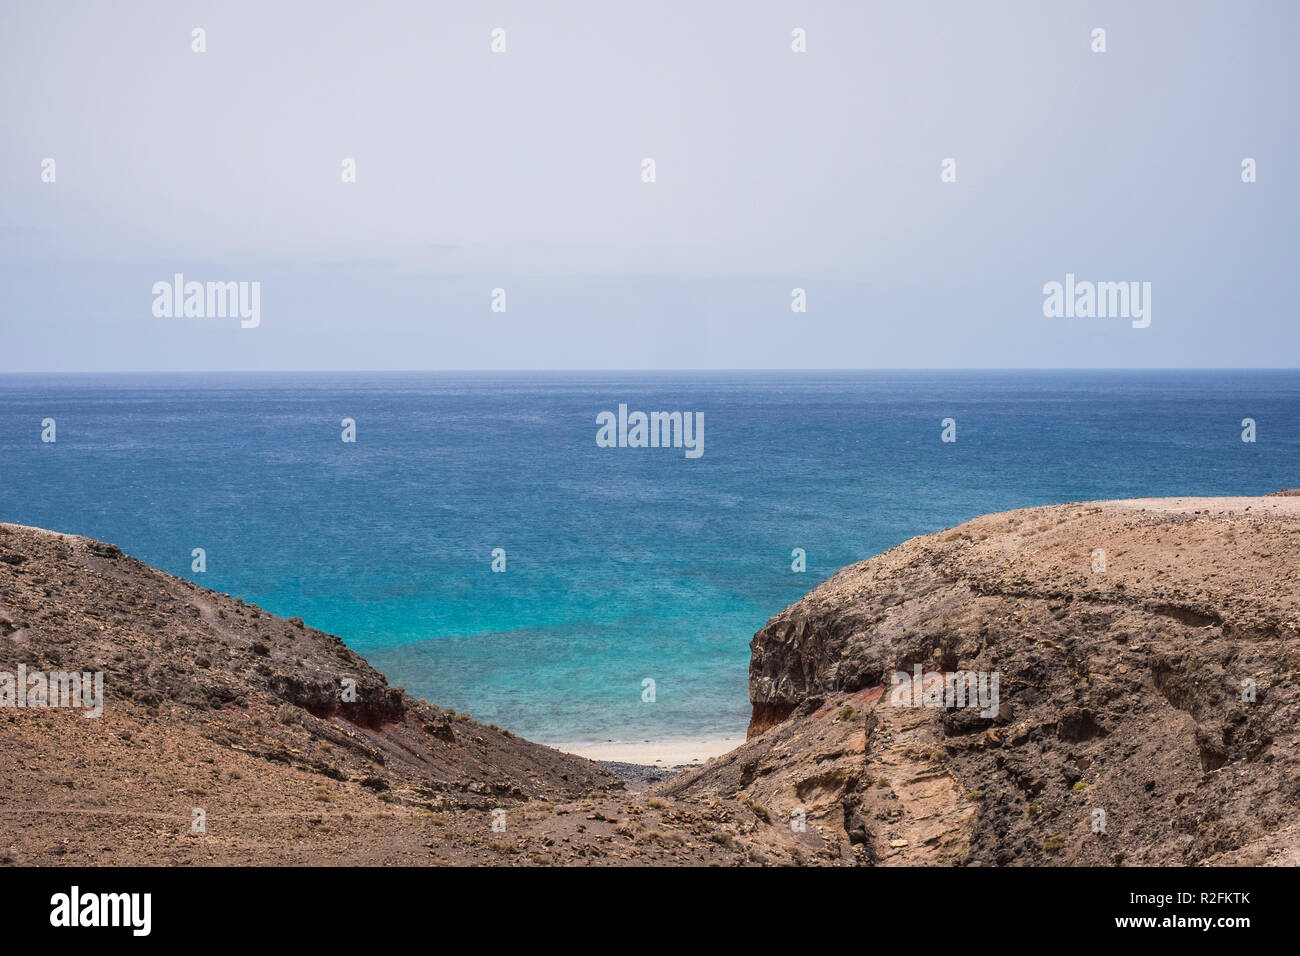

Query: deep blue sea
1;371;1296;744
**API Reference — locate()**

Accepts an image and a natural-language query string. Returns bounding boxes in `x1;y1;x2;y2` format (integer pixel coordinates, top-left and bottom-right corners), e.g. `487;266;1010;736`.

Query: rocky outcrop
708;496;1300;865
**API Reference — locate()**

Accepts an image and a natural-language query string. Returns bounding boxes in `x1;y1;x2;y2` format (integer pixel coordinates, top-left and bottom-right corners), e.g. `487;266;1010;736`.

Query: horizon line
2;367;1299;376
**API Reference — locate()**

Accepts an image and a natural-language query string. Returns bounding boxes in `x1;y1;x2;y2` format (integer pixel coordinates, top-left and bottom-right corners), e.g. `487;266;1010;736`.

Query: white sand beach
555;737;745;767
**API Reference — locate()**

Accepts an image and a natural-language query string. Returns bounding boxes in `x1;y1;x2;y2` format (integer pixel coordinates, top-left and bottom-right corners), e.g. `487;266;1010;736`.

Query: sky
1;0;1297;371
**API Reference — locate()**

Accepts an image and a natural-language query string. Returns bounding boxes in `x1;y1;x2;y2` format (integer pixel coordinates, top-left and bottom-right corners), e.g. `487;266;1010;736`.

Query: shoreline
552;736;745;767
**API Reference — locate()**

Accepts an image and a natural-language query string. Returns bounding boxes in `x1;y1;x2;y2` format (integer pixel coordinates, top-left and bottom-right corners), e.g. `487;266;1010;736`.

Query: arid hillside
3;496;1299;866
0;523;625;864
665;494;1300;865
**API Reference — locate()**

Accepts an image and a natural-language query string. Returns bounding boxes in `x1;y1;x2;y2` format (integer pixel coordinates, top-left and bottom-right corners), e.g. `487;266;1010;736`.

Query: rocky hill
3;495;1299;865
665;494;1300;865
0;523;624;864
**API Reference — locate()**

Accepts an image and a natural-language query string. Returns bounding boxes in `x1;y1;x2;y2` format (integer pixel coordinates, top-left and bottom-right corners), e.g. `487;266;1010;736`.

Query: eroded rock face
724;497;1300;865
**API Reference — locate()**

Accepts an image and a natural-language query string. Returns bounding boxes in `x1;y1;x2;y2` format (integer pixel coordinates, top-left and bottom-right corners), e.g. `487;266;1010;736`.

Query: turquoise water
1;371;1296;743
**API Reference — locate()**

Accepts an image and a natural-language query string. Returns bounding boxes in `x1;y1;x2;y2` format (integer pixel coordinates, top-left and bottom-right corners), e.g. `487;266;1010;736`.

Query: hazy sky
1;0;1296;370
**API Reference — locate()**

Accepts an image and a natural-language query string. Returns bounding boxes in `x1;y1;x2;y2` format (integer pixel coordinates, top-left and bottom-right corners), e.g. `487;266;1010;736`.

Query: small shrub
743;799;771;824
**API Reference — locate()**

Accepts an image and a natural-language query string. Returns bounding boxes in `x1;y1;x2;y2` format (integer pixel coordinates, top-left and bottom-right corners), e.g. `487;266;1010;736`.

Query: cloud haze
1;0;1296;370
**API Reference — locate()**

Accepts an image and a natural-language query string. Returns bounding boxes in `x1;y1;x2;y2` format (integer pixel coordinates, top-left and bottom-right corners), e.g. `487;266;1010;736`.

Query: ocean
1;370;1296;745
